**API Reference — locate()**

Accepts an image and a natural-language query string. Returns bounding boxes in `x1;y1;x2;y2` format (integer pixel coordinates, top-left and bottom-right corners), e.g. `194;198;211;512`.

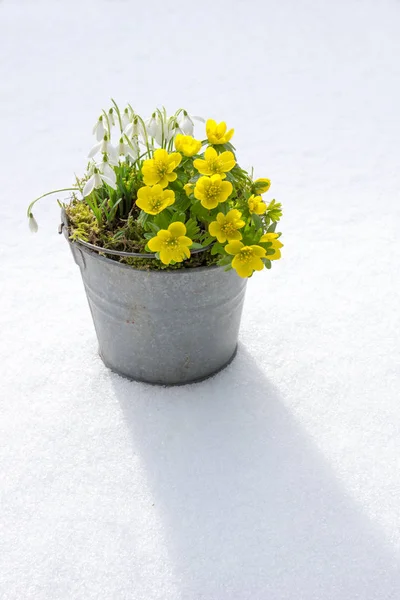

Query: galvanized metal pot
62;217;247;385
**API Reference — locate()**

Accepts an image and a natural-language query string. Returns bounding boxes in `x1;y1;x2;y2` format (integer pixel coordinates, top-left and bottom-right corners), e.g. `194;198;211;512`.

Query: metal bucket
61;215;247;385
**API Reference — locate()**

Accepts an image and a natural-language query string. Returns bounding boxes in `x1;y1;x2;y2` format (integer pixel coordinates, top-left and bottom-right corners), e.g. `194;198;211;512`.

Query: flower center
206;183;220;199
238;248;254;263
155;160;168;177
164;237;179;249
209;159;222;173
221;222;236;235
151;198;163;211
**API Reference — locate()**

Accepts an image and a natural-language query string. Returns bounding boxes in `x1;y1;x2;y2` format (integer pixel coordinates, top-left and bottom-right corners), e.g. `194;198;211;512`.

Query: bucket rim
68;236;226;274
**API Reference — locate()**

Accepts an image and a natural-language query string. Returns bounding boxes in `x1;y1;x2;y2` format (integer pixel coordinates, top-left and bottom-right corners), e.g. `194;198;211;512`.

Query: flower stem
27;187;79;218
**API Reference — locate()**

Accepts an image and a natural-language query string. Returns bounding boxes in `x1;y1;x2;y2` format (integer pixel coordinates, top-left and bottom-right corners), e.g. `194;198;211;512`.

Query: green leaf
262;258;272;269
211;242;224;256
266;200;283;222
190;242;204;249
217;255;231;265
251;213;263;229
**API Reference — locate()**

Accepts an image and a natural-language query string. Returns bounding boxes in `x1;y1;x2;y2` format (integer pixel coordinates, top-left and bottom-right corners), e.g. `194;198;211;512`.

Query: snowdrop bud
179;110;194;136
28;213;38;233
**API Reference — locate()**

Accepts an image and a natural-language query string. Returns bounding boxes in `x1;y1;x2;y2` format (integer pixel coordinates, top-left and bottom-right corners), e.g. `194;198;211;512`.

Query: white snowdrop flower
166;118;183;142
178;111;194;136
117;137;139;160
83;167;117;197
28;213;38;233
88;135;117;160
97;158;117;184
107;108;116;128
146;113;161;139
124;117;145;140
121;108;131;129
92;116;106;141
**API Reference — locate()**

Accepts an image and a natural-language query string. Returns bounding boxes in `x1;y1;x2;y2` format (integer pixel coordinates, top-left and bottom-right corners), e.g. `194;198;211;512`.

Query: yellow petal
209;221;220;237
219;151;235;171
225;240;243;255
204;146;217;160
232;256;252;278
193;158;208;173
251;245;267;257
220;180;233;198
216;121;227;137
178;235;193;247
148;237;162;252
224;128;234;142
206;119;217;136
168;221;186;237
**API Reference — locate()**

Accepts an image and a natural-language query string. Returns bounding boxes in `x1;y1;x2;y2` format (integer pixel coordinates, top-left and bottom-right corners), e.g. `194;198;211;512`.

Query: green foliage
31;102;284;276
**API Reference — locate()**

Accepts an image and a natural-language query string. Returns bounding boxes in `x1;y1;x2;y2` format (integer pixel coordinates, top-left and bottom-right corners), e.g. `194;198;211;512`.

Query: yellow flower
136;185;175;215
208;209;245;243
147;222;192;265
253;178;271;194
225;240;266;278
194;174;233;209
142;149;182;188
260;232;283;260
248;194;267;215
175;134;202;157
193;147;235;179
206;119;234;145
184;183;194;197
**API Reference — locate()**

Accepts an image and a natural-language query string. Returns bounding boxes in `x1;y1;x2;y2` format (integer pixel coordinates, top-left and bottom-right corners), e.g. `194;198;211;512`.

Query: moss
65;200;220;271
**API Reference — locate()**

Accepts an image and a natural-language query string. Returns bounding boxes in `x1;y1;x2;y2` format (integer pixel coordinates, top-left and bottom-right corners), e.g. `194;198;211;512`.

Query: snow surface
1;0;400;598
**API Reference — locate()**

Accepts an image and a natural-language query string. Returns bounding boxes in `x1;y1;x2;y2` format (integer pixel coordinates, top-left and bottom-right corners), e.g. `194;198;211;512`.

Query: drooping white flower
83;165;117;197
146;113;161;139
121;108;131;129
107;108;116;128
178;111;194;136
92;116;106;141
117;136;139;160
124;116;140;136
28;213;38;233
88;135;117;160
97;156;117;184
166;118;183;142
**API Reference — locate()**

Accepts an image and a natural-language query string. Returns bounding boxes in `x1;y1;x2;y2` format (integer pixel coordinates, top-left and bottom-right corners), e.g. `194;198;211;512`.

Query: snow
1;0;400;597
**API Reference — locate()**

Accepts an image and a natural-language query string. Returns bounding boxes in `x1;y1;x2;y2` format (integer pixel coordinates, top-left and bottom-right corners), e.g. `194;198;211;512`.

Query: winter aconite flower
175;134;202;157
136;185;175;215
142;149;182;188
194;147;235;178
208;209;245;243
148;222;192;265
206;119;234;145
225;241;266;278
248;194;267;215
253;178;271;194
194;174;233;209
260;232;283;260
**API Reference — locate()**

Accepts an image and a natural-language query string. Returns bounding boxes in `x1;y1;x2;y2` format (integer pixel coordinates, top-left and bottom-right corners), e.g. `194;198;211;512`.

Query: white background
1;0;400;598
